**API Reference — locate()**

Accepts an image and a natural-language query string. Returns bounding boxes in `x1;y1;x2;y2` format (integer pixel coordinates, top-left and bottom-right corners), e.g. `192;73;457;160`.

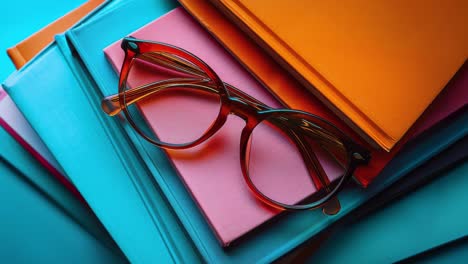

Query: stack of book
1;0;467;263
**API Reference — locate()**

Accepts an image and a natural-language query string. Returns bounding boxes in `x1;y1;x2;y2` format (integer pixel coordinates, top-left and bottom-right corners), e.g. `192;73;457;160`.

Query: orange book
179;0;467;186
7;0;104;69
207;0;468;151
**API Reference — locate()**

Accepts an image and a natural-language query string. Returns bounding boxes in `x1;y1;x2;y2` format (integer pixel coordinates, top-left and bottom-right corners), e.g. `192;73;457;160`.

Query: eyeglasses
101;37;371;215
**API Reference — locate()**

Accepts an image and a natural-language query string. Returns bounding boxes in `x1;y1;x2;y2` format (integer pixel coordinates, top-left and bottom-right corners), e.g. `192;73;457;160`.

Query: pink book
105;8;344;246
104;8;467;245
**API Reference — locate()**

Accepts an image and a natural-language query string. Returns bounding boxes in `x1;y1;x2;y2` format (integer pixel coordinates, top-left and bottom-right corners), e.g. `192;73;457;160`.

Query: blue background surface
0;0;85;81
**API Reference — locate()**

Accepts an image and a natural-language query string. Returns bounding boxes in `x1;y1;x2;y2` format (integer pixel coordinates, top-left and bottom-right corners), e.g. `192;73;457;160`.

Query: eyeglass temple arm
114;48;355;154
102;49;351;156
137;52;353;149
104;49;355;156
142;50;351;164
140;51;271;110
276;122;341;193
101;78;209;116
296;132;342;215
273;120;342;214
139;52;207;79
100;76;271;116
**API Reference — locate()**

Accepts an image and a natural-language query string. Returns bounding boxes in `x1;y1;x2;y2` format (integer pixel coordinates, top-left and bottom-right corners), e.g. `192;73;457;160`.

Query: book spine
7;46;27;69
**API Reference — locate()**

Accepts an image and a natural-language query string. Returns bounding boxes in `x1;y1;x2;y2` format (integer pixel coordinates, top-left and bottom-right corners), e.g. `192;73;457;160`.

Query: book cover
208;0;468;151
0;158;124;263
309;160;468;263
278;136;468;262
0;87;79;198
4;42;190;263
399;237;468;263
0;119;121;257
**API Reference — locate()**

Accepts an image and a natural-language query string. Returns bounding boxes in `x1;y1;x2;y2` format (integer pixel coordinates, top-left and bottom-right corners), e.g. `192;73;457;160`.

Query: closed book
309;159;468;263
0;153;124;263
280;137;468;262
0;87;79;198
208;0;468;151
0;120;122;259
5;41;197;264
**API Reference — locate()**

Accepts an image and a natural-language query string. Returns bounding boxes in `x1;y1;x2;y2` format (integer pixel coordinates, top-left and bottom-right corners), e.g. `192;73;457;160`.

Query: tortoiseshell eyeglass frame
101;37;371;215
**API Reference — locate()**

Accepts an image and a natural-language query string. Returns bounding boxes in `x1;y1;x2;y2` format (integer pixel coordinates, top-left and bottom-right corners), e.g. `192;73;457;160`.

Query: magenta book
409;62;468;137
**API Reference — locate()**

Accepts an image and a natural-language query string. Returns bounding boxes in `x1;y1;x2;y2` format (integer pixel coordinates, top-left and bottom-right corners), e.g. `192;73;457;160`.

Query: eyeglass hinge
121;37;140;53
352;150;371;165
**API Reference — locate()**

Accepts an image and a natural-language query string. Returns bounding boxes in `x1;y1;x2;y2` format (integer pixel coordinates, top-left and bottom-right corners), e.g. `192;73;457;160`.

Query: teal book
355;136;468;220
308;160;468;263
398;236;468;264
3;0;468;262
3;45;198;263
3;1;199;263
281;136;468;262
0;131;126;263
0;119;120;255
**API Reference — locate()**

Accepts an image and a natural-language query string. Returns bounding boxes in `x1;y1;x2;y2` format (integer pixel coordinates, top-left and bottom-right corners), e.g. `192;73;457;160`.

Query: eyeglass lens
124;50;348;208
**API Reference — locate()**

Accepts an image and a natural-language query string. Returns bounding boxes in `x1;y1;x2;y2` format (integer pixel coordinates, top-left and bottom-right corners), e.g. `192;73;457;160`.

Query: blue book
356;135;468;219
0;119;120;256
4;3;199;263
308;159;468;263
3;44;197;263
0;129;125;263
281;136;468;262
3;0;468;262
398;236;468;263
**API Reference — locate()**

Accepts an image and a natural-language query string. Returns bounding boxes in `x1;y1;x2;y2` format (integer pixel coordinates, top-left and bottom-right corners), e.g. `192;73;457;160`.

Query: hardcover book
208;0;468;151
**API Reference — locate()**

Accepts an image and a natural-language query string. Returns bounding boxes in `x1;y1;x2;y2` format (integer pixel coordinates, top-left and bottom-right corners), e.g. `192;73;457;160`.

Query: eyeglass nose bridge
228;97;262;122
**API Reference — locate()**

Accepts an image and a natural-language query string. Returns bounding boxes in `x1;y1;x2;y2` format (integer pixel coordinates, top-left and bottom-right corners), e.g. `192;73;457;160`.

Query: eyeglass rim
239;109;358;211
118;37;231;149
116;37;371;211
